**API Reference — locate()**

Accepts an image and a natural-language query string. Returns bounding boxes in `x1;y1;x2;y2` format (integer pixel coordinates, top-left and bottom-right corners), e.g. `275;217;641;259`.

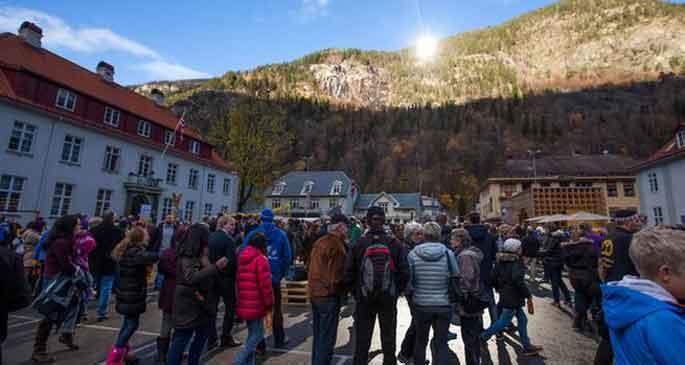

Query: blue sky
0;1;678;85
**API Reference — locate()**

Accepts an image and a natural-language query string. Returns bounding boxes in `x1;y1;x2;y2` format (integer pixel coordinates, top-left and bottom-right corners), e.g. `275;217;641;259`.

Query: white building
264;171;358;217
0;22;238;225
634;124;685;226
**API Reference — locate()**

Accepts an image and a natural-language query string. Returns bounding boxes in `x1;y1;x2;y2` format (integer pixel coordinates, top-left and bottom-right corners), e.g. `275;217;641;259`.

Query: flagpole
161;110;186;160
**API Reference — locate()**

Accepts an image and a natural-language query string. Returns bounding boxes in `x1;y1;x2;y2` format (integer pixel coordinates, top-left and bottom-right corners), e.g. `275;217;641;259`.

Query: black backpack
1;246;31;312
359;234;397;300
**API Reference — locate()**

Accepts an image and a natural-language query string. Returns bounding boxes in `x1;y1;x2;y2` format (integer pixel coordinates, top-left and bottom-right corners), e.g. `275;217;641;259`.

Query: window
164;130;176;146
161;198;174;218
207;174;215;193
301;181;314;195
166;163;178;185
204;203;213;217
677;130;685;149
289;199;300;209
0;175;24;212
575;182;593;187
310;199;320;210
272;182;286;195
189;140;200;154
220;205;229;214
623;182;635;197
61;135;83;164
137;120;151;138
223;178;231;196
653;206;664;225
332;181;343;195
94;189;113;217
188;169;199;190
137;155;153;177
103;107;120;127
8;121;36;154
378;202;389;213
329;198;339;207
50;183;73;217
55;88;77;111
648;172;659;193
607;182;618;197
103;146;120;173
272;199;281;209
184;201;195;222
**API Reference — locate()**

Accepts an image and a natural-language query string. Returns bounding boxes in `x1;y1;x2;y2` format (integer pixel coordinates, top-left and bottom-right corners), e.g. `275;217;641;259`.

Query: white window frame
161;197;174;218
310;199;320;210
103;106;120;127
272;199;281;209
138;155;153;177
289;199;300;209
94;189;113;217
378;202;389;213
188;169;199;190
189;140;200;155
648;172;659;193
606;182;618;197
331;180;343;195
164;130;176;146
137;120;151;138
220;205;229;214
103;146;121;173
653;206;664;225
329;198;338;207
61;135;83;164
50;182;73;217
184;201;195;222
204;203;213;217
55;88;77;111
301;181;314;195
8;121;36;154
223;178;231;196
207;174;215;193
166;163;178;185
272;182;286;195
677;130;685;149
0;175;25;212
623;182;635;197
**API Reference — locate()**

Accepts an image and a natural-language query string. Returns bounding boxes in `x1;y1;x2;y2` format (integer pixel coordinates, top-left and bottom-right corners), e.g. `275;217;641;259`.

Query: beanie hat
260;208;275;223
502;238;522;253
367;206;385;220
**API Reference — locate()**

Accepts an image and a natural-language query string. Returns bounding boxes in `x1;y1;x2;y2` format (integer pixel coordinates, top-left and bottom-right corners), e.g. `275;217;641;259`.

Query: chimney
96;61;115;82
150;88;165;106
18;21;43;48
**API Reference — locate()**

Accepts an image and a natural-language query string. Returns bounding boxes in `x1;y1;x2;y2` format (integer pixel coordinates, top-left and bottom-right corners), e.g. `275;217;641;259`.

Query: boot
106;346;126;365
220;335;242;348
31;320;55;364
58;333;80;350
124;343;138;365
573;313;586;333
156;337;170;364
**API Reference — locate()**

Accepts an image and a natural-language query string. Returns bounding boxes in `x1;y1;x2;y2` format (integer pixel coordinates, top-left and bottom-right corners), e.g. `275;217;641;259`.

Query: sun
415;34;438;62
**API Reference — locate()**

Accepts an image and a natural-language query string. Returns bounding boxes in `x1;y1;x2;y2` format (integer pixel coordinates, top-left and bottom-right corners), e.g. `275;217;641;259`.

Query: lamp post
527;149;541;185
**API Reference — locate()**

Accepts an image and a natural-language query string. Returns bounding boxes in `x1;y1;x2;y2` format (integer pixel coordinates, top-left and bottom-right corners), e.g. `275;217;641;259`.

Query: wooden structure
281;280;310;306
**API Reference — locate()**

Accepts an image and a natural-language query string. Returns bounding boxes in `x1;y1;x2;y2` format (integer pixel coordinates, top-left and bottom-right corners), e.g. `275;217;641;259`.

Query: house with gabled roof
355;192;431;223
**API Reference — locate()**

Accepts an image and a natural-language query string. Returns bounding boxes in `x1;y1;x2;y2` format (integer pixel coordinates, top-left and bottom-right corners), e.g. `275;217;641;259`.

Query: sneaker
550;301;561;308
96;316;109;322
522;345;543;356
397;354;412;364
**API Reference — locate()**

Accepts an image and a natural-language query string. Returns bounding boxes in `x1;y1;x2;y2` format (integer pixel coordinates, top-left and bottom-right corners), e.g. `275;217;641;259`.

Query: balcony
124;173;164;194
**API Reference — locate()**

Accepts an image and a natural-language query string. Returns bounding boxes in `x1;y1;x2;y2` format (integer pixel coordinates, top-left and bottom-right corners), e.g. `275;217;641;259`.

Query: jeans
460;315;483;365
484;287;498;325
160;311;174;338
96;275;115;319
115;315;140;347
235;320;264;365
353;297;397;365
208;282;236;345
166;324;211;365
154;272;164;290
481;307;532;349
311;297;341;365
414;306;450;365
547;264;571;303
399;299;417;359
257;283;284;349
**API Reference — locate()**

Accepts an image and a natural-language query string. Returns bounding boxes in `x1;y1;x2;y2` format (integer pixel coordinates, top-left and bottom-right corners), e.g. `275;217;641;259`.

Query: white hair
404;221;423;240
422;222;441;242
630;228;685;279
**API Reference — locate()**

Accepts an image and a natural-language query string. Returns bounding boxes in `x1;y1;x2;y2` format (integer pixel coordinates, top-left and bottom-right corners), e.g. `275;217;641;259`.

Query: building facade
264;171;357;217
0;22;238;225
634;124;685;226
355;192;440;223
480;154;640;223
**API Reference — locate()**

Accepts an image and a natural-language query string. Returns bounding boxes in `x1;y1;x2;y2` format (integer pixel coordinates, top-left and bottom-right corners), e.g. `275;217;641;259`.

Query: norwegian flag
174;114;186;142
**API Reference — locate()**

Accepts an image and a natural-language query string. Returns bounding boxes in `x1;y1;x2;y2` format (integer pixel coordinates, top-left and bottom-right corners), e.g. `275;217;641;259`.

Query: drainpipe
35;117;58;220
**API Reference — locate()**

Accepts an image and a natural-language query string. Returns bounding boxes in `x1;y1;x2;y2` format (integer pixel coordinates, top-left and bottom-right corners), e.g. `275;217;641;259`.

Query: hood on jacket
413;242;448;262
603;276;683;331
459;245;484;261
466;224;489;242
239;245;263;266
260;209;274;223
496;252;520;263
562;237;594;247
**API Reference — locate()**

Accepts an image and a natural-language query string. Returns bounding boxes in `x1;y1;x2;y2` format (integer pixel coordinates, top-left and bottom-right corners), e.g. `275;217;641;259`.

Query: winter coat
602;276;685;365
466;224;498;291
157;247;178;313
21;229;40;269
43;234;76;278
601;227;638;283
456;245;484;316
407;242;457;308
208;229;238;283
308;233;347;299
242;222;292;284
114;246;158;315
521;233;540;258
173;255;220;330
90;223;125;277
150;223;178;253
1;244;31;342
490;253;531;309
562;237;599;287
73;231;96;273
236;245;274;320
540;230;566;267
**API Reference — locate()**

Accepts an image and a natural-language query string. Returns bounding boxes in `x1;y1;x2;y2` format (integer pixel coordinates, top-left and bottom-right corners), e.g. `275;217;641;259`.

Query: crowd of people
0;206;684;365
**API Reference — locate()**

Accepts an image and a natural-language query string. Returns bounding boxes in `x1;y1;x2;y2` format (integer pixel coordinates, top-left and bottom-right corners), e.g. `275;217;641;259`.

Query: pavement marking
10;314;38;321
97;341;158;365
8;319;41;329
81;324;160;337
268;347;352;360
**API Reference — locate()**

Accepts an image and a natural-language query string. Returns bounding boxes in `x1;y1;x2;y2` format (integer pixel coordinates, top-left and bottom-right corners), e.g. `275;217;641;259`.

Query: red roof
633;123;685;171
0;33;233;172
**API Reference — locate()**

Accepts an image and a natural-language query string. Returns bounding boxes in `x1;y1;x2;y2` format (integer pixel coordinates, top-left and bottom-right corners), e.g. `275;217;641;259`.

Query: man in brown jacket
308;213;350;365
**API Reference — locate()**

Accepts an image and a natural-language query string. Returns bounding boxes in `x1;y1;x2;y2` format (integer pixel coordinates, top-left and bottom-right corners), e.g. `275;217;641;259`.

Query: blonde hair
630;228;685;279
217;215;235;228
112;227;149;262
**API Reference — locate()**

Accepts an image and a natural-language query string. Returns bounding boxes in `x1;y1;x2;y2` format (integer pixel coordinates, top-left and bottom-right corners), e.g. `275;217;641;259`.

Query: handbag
445;251;465;304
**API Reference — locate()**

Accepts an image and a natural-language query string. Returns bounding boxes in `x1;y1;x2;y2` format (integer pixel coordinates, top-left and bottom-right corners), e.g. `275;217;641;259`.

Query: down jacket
114;246;158;315
236;245;274;320
407;242;458;308
490;252;531;309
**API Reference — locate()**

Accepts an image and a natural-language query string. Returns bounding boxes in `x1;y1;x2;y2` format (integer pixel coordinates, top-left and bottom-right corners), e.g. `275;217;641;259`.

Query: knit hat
260;208;275;223
367;206;385;220
502;238;522;253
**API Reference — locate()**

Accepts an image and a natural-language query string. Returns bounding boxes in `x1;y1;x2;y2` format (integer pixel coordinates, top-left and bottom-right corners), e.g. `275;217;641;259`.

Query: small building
264;171;357;217
480;154;640;223
420;195;446;220
633;124;685;226
354;192;424;223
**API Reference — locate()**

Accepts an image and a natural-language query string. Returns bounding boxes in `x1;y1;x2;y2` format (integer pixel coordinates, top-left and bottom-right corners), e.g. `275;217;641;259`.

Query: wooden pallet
281;280;310;306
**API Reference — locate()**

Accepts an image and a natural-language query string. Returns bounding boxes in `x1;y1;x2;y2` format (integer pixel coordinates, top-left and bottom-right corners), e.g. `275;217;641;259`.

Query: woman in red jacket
235;233;273;365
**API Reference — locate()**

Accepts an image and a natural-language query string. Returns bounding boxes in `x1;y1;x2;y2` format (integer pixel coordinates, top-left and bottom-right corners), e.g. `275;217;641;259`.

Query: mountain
132;0;685;213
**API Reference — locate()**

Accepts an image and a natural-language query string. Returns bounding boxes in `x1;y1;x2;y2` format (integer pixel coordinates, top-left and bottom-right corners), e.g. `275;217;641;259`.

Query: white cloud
0;7;208;81
297;0;331;20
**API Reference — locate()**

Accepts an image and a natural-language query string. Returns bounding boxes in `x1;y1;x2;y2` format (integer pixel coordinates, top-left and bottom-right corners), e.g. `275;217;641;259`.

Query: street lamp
527;149;541;185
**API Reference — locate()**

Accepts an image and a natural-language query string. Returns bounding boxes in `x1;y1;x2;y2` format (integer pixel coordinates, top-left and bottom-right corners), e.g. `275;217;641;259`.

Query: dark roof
355;192;422;210
491;154;639;179
267;171;352;197
633;124;685;171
